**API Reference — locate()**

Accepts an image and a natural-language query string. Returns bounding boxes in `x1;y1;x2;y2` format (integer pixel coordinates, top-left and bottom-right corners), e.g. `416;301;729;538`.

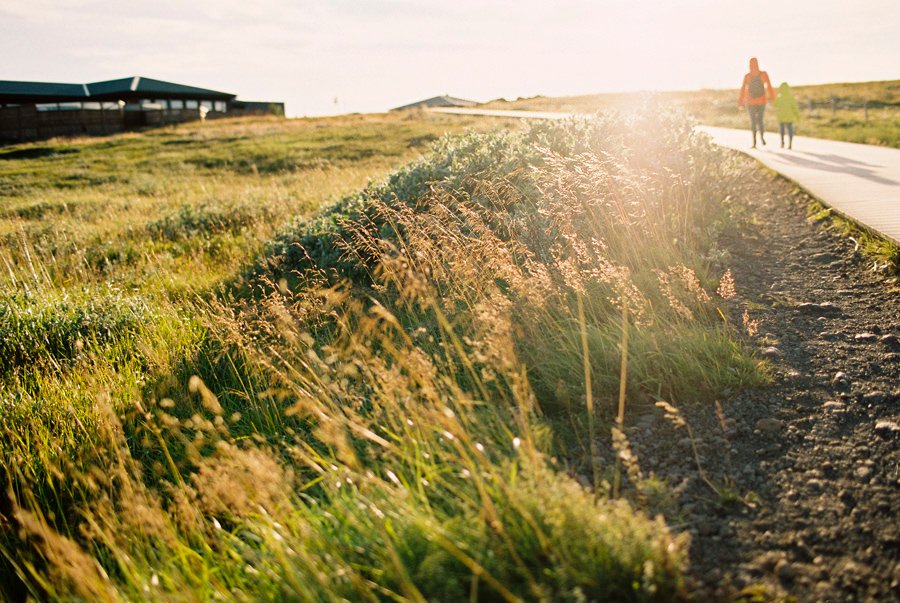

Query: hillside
0;108;897;601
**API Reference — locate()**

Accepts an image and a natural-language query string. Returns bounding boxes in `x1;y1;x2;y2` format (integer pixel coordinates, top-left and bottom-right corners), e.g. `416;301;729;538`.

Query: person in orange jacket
738;57;776;148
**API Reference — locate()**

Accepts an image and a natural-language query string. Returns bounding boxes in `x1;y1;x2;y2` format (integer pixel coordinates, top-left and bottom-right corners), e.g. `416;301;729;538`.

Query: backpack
748;74;765;98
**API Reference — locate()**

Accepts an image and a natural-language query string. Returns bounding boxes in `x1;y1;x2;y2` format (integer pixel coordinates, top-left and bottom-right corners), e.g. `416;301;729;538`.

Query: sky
1;0;898;117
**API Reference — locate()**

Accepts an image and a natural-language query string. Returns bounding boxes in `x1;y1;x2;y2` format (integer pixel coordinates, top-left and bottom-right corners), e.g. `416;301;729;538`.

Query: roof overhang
0;76;236;105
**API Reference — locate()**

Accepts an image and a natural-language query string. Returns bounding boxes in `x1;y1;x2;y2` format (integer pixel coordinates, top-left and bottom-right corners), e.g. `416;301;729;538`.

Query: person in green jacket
774;82;801;149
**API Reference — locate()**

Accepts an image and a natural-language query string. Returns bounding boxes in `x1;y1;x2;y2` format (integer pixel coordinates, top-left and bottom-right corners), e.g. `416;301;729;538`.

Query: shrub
147;202;273;241
0;290;152;375
258;127;540;284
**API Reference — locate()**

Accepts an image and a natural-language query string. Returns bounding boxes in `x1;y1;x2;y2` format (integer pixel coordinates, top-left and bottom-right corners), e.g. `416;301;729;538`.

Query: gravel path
626;155;900;602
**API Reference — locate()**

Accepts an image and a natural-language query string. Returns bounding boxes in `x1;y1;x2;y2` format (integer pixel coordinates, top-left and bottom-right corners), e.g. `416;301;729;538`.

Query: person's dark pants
779;122;794;148
747;105;766;146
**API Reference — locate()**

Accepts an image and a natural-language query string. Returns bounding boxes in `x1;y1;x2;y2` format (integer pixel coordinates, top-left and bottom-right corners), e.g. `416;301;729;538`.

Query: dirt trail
628;155;900;602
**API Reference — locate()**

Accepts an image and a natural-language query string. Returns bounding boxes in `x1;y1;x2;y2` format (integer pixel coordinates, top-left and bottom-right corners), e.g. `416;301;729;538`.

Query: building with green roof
0;76;283;142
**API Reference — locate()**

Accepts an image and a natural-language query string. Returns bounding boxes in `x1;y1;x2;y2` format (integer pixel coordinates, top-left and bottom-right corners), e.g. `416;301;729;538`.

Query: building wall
0;105;226;143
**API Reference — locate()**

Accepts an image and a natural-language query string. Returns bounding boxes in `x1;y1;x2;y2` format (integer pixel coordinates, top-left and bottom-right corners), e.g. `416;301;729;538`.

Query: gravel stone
798;301;843;315
879;334;900;348
860;391;885;404
874;420;900;437
807;479;825;492
755;418;784;433
775;559;796;581
761;346;781;358
831;371;851;389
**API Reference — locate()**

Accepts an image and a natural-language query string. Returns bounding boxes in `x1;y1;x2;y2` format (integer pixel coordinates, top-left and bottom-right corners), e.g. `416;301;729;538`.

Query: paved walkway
431;108;900;245
698;127;900;245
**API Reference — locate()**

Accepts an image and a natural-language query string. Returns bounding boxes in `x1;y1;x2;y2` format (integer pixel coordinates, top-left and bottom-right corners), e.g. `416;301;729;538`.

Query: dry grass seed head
188;375;223;415
15;508;116;602
655;401;686;429
716;268;736;300
192;442;294;520
611;426;646;505
742;309;760;337
672;265;710;303
655;270;693;321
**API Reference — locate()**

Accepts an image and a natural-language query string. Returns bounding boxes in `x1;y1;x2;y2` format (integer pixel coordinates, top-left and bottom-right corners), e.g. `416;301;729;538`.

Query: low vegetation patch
147;202;274;241
808;200;900;274
0;289;152;376
2;109;768;601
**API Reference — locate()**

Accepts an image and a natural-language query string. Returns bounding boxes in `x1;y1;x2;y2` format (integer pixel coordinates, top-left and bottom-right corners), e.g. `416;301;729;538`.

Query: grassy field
0;112;516;298
483;79;900;148
0;109;770;600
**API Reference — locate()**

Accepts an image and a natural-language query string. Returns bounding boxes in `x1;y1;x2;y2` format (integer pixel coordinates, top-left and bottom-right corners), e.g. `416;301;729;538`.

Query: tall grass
1;109;767;600
258;112;763;410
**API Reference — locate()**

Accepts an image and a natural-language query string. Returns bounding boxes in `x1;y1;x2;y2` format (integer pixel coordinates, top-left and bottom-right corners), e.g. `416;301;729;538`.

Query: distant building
391;95;477;111
0;76;284;143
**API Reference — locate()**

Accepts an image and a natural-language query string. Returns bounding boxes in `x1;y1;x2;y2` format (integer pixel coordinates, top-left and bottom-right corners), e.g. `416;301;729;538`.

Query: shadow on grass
0;147;79;161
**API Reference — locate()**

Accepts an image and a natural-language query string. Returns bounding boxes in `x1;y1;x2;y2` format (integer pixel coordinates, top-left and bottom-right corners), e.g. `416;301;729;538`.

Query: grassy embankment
0;109;768;600
485;81;900;272
483;79;900;148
